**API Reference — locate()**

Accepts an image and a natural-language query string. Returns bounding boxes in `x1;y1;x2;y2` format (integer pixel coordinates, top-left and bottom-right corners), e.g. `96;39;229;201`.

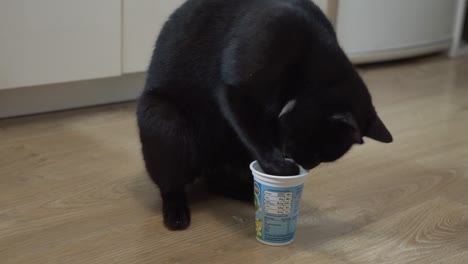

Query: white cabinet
0;0;185;89
123;0;186;74
335;0;457;63
0;0;460;90
0;0;121;90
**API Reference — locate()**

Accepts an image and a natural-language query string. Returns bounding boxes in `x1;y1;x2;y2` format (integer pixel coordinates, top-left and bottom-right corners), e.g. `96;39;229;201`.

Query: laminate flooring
1;55;468;263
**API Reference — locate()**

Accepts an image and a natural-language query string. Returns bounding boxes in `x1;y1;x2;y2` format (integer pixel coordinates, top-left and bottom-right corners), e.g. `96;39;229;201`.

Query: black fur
137;0;392;230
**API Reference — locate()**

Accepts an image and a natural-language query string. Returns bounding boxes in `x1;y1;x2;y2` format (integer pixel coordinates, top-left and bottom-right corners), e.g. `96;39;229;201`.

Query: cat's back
145;0;334;97
146;0;248;90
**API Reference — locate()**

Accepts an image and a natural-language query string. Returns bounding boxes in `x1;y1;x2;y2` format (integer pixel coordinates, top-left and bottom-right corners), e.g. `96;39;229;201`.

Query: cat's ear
329;113;364;144
365;115;393;143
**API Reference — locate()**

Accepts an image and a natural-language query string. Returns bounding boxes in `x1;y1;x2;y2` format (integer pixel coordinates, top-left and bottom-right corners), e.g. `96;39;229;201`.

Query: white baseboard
349;40;452;64
0;73;146;119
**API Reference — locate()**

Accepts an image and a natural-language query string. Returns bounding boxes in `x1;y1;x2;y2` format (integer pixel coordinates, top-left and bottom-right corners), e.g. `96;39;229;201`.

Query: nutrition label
254;179;304;244
264;191;293;215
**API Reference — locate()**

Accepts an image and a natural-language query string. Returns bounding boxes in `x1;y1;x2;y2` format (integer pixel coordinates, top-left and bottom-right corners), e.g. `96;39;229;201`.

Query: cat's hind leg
205;163;254;203
137;92;198;230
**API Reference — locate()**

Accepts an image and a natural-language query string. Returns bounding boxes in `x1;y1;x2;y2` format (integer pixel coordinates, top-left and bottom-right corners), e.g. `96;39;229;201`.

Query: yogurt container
250;160;309;246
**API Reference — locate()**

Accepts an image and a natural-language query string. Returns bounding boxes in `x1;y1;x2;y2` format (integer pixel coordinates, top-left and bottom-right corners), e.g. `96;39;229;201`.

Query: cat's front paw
259;159;300;176
163;204;191;231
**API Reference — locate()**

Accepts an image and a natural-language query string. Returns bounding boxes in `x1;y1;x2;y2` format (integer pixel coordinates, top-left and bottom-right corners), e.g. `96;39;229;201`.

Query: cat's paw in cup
259;159;300;176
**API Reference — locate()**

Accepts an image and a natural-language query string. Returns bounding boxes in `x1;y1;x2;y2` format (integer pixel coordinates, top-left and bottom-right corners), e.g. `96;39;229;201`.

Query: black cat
137;0;393;230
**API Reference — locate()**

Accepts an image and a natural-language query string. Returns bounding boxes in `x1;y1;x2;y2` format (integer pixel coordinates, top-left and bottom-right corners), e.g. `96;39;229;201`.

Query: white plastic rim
249;160;309;188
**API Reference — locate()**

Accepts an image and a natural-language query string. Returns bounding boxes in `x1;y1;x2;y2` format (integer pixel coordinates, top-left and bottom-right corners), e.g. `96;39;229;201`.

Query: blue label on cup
254;179;304;244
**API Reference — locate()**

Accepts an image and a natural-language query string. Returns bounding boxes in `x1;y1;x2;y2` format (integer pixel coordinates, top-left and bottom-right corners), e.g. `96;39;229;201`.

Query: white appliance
315;0;458;63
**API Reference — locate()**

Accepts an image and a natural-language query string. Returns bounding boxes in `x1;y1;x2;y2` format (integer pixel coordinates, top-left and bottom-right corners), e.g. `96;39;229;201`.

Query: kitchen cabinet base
0;74;145;119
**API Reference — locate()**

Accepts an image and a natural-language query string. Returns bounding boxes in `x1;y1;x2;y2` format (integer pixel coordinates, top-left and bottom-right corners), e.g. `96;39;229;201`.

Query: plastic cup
250;160;309;246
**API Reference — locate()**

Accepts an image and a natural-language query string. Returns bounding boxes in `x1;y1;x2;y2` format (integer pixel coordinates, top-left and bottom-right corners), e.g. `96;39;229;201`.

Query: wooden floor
1;55;468;264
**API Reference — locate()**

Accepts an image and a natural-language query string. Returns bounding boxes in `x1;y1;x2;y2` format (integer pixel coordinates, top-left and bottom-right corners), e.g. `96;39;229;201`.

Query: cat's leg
137;92;197;230
217;86;299;176
146;158;192;231
219;10;309;176
205;163;254;202
160;186;190;231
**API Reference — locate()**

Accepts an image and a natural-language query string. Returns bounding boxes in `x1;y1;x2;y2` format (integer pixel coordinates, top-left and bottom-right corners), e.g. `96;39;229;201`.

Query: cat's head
279;76;392;170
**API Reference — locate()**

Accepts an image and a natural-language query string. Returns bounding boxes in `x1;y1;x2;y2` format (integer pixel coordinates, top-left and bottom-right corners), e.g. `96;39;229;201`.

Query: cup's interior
250;160;309;178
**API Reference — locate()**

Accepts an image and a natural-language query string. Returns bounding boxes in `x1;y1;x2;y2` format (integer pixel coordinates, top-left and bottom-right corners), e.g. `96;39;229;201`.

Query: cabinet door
0;0;121;90
336;0;456;55
123;0;186;74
